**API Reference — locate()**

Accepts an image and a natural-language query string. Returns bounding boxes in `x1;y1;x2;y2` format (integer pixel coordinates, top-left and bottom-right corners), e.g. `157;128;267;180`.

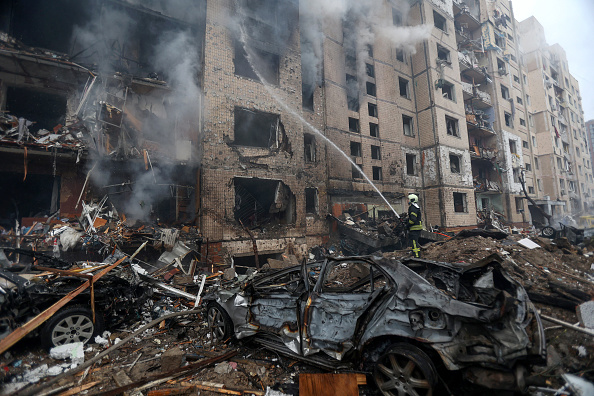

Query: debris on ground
1;203;594;395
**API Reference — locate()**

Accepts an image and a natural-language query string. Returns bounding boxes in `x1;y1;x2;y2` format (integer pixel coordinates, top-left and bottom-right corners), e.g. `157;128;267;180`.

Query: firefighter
407;193;422;258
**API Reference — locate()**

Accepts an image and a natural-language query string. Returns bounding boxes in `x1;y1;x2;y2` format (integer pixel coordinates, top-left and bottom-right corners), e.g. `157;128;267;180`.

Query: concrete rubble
0;217;592;395
0;0;593;395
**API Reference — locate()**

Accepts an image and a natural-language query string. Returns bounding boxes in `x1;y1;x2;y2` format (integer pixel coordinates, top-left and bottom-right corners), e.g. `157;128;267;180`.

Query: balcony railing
474;177;502;193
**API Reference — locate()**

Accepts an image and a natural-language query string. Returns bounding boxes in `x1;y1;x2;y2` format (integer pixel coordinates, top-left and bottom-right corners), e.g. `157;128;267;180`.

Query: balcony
458;52;491;84
470;145;497;160
474;177;502;193
462;82;492;109
466;114;495;137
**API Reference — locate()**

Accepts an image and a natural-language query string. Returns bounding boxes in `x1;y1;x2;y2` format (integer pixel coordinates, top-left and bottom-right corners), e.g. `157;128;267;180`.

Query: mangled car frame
205;254;546;394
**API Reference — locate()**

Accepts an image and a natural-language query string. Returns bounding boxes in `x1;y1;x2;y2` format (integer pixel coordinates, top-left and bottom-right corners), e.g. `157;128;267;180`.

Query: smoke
72;1;204;222
299;0;432;90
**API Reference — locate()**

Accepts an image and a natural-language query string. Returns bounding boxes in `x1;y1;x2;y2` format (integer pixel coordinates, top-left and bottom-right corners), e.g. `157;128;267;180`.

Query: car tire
374;343;438;396
541;226;556;238
207;302;233;342
40;305;104;350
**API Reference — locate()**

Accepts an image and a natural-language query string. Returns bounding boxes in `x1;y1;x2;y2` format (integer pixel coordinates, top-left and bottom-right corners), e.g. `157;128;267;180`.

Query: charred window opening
233;107;282;148
366;82;376;97
346;74;359;111
369;122;379;137
433;11;447;32
234;178;295;226
450;154;461;173
305;188;318;214
392;8;403;26
446;116;459;137
437;44;450;63
399;77;410;98
352;164;363;179
442;81;454;101
505;112;512;127
0;174;59;227
302;83;314;110
366;63;375;78
396;49;405;63
453;192;467;213
5;87;67;133
406;153;416;175
304;134;316;163
515;197;524;213
371;145;381;160
403;115;414;137
234;41;280;85
350;141;362;157
368;103;378;118
348;117;360;133
372;166;383;181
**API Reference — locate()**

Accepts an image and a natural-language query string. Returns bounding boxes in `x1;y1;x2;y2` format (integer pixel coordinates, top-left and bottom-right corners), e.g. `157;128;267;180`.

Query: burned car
204;254;546;394
0;249;149;349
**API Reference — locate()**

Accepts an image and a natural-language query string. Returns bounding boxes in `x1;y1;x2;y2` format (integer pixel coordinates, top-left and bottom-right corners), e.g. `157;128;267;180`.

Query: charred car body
205;254;546;394
0;249;149;349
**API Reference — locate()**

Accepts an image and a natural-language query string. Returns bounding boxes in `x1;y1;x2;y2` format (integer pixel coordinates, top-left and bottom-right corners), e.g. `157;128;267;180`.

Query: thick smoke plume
299;0;432;91
72;0;203;222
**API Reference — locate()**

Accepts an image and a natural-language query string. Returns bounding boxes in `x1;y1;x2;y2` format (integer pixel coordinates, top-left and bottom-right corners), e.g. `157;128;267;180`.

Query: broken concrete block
223;267;236;280
160;346;184;372
49;342;84;365
577;301;594;329
267;259;292;269
282;254;299;267
214;361;233;374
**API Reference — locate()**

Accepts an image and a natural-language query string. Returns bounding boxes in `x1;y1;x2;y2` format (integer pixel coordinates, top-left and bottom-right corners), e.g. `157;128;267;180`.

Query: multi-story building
586;119;594;201
0;0;591;266
519;17;594;218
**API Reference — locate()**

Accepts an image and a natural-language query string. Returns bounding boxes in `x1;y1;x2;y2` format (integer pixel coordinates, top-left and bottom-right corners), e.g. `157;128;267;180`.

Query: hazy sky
511;0;594;123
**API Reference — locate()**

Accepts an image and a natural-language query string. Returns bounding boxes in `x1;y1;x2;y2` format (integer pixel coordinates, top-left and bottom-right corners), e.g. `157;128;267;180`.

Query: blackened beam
2;247;72;268
98;350;237;396
0;256;127;355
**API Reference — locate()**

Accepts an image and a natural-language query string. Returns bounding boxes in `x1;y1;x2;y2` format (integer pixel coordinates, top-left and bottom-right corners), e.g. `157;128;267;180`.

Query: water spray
236;17;400;218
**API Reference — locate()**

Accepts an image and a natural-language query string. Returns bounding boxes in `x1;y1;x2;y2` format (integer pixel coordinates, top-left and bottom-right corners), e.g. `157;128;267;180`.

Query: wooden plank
147;387;193;396
100;350;237;396
299;373;359;396
56;381;100;396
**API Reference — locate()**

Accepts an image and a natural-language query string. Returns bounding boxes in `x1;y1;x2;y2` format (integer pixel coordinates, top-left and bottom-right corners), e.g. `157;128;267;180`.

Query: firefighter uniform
407;194;422;258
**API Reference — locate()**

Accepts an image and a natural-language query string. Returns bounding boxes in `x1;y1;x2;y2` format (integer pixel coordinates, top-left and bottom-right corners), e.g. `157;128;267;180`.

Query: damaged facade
0;0;592;264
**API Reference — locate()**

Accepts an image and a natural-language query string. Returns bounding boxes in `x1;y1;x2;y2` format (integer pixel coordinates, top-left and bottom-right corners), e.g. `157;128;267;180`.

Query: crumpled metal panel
206;254;544;372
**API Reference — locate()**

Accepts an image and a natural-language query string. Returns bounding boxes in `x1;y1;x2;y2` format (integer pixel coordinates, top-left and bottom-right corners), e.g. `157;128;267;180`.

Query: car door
245;267;306;353
304;259;388;359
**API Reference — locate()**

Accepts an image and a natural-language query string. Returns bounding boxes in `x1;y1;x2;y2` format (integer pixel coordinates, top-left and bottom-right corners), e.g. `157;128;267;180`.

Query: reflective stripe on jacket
408;203;423;231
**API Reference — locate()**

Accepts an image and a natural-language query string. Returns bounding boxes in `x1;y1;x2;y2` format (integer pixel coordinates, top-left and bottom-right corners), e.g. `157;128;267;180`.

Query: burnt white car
205;254;545;394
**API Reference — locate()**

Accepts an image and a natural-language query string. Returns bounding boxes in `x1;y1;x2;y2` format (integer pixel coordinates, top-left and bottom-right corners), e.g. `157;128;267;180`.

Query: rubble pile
412;233;594;381
0;112;86;152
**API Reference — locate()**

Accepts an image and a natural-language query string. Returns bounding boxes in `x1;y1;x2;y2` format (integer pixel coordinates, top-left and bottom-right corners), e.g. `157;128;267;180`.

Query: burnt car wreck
0;248;149;349
205;253;546;394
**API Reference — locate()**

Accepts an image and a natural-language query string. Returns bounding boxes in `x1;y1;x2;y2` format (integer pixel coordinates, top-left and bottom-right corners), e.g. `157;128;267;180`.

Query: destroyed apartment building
1;1;594;395
1;0;594;266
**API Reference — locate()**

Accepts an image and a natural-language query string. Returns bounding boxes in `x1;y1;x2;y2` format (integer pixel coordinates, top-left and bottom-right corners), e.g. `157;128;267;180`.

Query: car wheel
541;226;556;238
374;343;437;396
41;305;104;349
207;302;233;342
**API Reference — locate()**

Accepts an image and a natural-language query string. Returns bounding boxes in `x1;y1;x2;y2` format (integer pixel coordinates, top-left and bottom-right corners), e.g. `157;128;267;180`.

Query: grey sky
511;0;594;122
